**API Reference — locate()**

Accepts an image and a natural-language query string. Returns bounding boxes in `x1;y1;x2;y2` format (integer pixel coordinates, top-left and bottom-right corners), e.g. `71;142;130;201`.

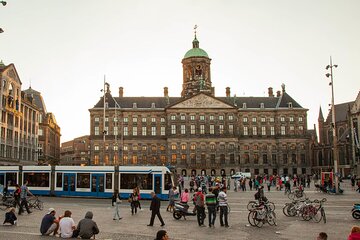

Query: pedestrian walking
218;187;229;227
19;180;32;215
166;186;177;212
205;189;217;228
135;187;142;211
129;188;140;215
147;192;165;227
249;179;253;191
180;188;190;204
13;184;21;210
112;190;122;221
348;226;360;240
194;187;206;227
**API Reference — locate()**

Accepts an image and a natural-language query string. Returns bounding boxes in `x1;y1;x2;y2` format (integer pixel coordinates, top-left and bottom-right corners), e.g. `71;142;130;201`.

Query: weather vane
194;24;198;37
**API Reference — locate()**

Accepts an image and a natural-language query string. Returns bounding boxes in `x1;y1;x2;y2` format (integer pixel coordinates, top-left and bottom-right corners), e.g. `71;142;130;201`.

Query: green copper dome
183;36;209;59
184;48;209;58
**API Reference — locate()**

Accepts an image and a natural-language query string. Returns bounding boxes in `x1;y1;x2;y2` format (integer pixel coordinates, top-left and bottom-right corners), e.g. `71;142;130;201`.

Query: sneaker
147;224;153;227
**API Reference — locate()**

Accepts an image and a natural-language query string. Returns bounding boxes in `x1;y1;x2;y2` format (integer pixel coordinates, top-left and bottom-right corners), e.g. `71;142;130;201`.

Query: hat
47;208;55;214
198;187;202;191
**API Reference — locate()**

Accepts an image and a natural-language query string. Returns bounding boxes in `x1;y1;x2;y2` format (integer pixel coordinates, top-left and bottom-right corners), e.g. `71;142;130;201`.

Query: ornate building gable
168;92;235;109
351;91;360;114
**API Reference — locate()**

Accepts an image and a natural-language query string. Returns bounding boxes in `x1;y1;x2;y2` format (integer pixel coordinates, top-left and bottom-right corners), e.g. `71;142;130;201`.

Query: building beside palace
85;34;313;177
23;87;61;165
0;61;61;166
0;61;39;165
313;91;360;176
60;135;90;165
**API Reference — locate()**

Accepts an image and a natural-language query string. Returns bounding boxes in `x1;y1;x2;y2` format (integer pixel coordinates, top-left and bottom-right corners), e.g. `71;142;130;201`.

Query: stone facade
0;62;40;165
86;35;312;177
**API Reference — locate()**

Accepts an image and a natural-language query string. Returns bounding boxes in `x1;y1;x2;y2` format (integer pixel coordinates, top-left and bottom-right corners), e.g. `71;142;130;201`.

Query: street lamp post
325;56;339;194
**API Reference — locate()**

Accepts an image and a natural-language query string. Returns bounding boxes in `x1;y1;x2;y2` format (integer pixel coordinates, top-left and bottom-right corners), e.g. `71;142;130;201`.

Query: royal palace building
88;35;312;177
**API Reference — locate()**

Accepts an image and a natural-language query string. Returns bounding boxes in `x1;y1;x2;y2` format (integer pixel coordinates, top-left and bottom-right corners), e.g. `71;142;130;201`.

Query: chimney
119;87;123;97
164;87;168;97
268;87;274;97
276;91;281;97
226;87;230;97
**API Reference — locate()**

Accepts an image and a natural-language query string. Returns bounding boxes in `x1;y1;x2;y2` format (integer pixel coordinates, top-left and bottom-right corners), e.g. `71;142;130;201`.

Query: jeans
207;206;216;226
113;203;121;220
19;198;30;214
219;205;228;226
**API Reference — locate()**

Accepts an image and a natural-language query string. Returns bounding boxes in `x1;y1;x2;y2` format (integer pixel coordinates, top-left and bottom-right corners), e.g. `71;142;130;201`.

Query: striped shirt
217;191;228;206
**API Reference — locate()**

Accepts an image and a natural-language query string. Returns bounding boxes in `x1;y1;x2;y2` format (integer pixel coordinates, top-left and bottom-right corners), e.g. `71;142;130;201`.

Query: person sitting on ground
316;232;327;240
155;230;169;240
40;208;59;236
348;226;360;240
3;207;17;225
59;210;76;239
76;211;99;239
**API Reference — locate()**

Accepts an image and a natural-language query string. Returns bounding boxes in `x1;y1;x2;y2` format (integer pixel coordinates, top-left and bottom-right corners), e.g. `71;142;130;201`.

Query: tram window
120;174;152;190
56;173;63;188
77;173;90;188
24;173;49;187
106;173;112;189
6;173;17;186
164;173;172;190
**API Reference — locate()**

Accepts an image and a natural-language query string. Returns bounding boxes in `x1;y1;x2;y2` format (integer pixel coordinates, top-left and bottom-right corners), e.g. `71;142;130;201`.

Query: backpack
195;194;204;207
254;191;260;200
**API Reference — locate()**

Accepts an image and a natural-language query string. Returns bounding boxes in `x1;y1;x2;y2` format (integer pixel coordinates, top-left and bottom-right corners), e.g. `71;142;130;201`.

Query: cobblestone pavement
0;180;358;240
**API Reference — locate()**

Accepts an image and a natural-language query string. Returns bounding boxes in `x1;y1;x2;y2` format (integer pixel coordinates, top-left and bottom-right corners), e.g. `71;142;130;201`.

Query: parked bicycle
247;201;277;228
0;195;16;211
27;196;44;211
301;198;327;223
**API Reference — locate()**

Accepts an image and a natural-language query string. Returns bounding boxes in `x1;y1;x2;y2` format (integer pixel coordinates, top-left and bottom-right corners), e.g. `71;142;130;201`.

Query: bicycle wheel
267;211;277;226
267;202;275;211
321;208;326;224
247;211;256;226
312;208;322;223
282;204;291;217
0;203;8;211
247;201;258;211
301;205;312;221
254;212;264;228
288;193;295;200
36;200;44;210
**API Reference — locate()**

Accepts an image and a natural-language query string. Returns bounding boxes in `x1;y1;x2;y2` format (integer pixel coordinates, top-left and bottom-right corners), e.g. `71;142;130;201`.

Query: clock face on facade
196;65;202;70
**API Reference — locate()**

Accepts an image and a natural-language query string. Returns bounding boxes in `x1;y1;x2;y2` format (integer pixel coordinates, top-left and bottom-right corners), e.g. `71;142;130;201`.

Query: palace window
281;126;286;135
151;126;156;136
219;125;224;134
132;127;137;136
181;125;186;134
200;125;205;134
190;125;196;135
252;126;257;135
160;126;166;136
270;126;275;135
243;126;248;136
142;126;147;136
229;125;234;134
171;125;176;135
261;126;266;136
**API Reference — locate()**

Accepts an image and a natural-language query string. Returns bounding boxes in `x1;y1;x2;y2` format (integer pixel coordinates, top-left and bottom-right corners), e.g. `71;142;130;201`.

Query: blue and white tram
0;166;20;193
118;166;173;200
22;166;52;195
54;166;114;198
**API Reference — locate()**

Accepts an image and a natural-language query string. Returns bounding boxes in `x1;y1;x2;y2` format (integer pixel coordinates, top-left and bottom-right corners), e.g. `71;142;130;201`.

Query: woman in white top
59;210;76;238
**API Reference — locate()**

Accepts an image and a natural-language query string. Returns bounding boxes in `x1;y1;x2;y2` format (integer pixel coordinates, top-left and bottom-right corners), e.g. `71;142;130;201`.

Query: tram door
91;174;105;197
154;174;161;194
0;174;4;193
63;173;76;195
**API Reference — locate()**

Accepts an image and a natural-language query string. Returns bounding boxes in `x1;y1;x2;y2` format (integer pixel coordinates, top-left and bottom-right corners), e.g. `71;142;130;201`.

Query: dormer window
151;103;155;108
260;103;264;109
243;103;247;109
105;102;109;108
288;102;293;108
133;103;137;108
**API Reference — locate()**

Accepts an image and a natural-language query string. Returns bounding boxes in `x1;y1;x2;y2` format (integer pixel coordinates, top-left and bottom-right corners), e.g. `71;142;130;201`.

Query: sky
1;0;359;143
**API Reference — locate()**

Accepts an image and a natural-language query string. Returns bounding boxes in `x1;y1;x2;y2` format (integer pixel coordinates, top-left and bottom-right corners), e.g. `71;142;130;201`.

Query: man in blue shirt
40;208;59;236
